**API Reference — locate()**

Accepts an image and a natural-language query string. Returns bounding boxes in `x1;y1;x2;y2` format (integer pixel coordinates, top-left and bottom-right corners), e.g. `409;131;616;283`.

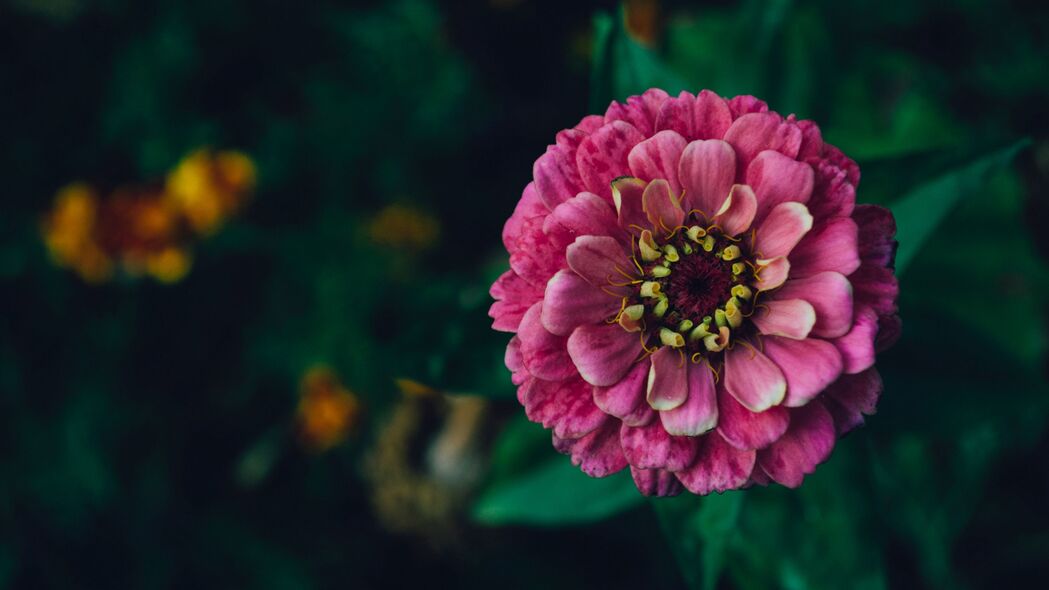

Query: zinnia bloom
490;90;899;495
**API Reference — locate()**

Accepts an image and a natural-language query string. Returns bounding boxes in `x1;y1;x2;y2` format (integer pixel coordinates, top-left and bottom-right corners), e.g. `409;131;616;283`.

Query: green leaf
472;458;644;526
890;139;1030;274
653;493;745;590
590;8;687;111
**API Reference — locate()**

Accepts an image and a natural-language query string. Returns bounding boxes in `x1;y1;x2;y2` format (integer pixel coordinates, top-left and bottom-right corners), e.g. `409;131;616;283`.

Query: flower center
616;219;761;358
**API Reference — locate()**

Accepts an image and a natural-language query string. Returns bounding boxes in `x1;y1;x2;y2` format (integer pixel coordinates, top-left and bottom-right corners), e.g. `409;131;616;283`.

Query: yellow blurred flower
368;204;440;252
166;148;256;236
296;366;361;452
41;183;114;283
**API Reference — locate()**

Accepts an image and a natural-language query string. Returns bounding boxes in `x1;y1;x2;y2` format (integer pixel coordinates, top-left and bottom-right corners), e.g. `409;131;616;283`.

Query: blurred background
2;0;1049;588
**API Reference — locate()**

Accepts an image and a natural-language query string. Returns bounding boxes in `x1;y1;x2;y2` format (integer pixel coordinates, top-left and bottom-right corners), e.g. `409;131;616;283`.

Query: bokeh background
3;0;1049;588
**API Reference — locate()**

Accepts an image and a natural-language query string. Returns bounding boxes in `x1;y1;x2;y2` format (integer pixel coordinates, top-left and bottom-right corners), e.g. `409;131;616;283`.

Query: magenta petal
518;376;606;439
541;270;621;336
489;269;543;332
854;204;897;267
676;433;756;495
727;95;769;118
723;113;802;174
604;88;669;136
746;150;815;223
620;418;698;472
567;322;643;387
758;401;836;487
543;191;624;243
566;235;636;295
611;176;650;236
502;183;548;253
517;302;576;381
593;357;650;423
822;368;882;435
678;139;736;217
533;142;584;211
505;335;527;385
763;336;844;408
574;115;604;133
851;264;899;317
631;467;684;497
807;157;856;220
788;216;860;277
576;121;646;201
833;305;878;374
716;389;790;450
712;184;758;236
642;179;685;234
693;90;732;140
754;202;813;259
774;272;854;338
751;298;816;339
796;119;824;160
646;346;688;411
723;344;787;412
552;418;628;478
660;362;718;436
754;256;790;291
628;130;687;195
654;91;696;138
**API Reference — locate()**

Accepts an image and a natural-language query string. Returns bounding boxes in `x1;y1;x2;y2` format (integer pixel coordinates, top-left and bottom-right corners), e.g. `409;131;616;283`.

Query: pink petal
620;418;698;472
716;389;790;450
807;157;856;220
751;299;816;339
676;433;756;495
646;346;688;411
541;270;621;336
630;467;684;497
796;119;824;160
552;418;628;477
660;361;718;436
851;264;899;317
642;179;685;234
754;202;813;259
604;89;669;136
774;272;854;338
502;183;548;253
692;90;733;140
757;401;836;487
788;216;860;277
628;130;688;195
505;335;527;385
833;305;878;374
611;176;649;236
723;344;787;412
712;184;758;236
517;302;576;381
533;142;584;210
654;91;696;137
574;115;605;134
518;376;606;439
854;204;897;267
763;336;844;408
746;150;815;223
576;121;646;201
489;269;543;332
822;368;882;435
567;322;644;387
727;95;768;118
876;314;901;352
543;191;624;243
509;216;565;288
565;235;637;296
593;357;650;424
678;139;736;217
723;113;802;174
754;256;790;291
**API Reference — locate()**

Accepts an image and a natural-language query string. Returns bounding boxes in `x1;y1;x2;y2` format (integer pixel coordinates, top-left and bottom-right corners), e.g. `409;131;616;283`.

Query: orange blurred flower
368;203;440;253
41;183;114;283
296;365;361;452
166;148;256;236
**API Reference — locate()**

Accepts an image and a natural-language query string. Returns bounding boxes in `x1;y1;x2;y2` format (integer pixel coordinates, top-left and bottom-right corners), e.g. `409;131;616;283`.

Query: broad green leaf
473;458;644;526
653;492;744;590
590;9;687;111
891;139;1030;273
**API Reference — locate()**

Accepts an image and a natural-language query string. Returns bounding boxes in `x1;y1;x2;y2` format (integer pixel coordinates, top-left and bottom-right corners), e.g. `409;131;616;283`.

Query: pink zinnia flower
490;90;900;496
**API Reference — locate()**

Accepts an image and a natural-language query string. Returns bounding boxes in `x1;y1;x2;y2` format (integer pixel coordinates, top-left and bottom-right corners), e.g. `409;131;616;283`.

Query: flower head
490;90;899;495
296;365;361;452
